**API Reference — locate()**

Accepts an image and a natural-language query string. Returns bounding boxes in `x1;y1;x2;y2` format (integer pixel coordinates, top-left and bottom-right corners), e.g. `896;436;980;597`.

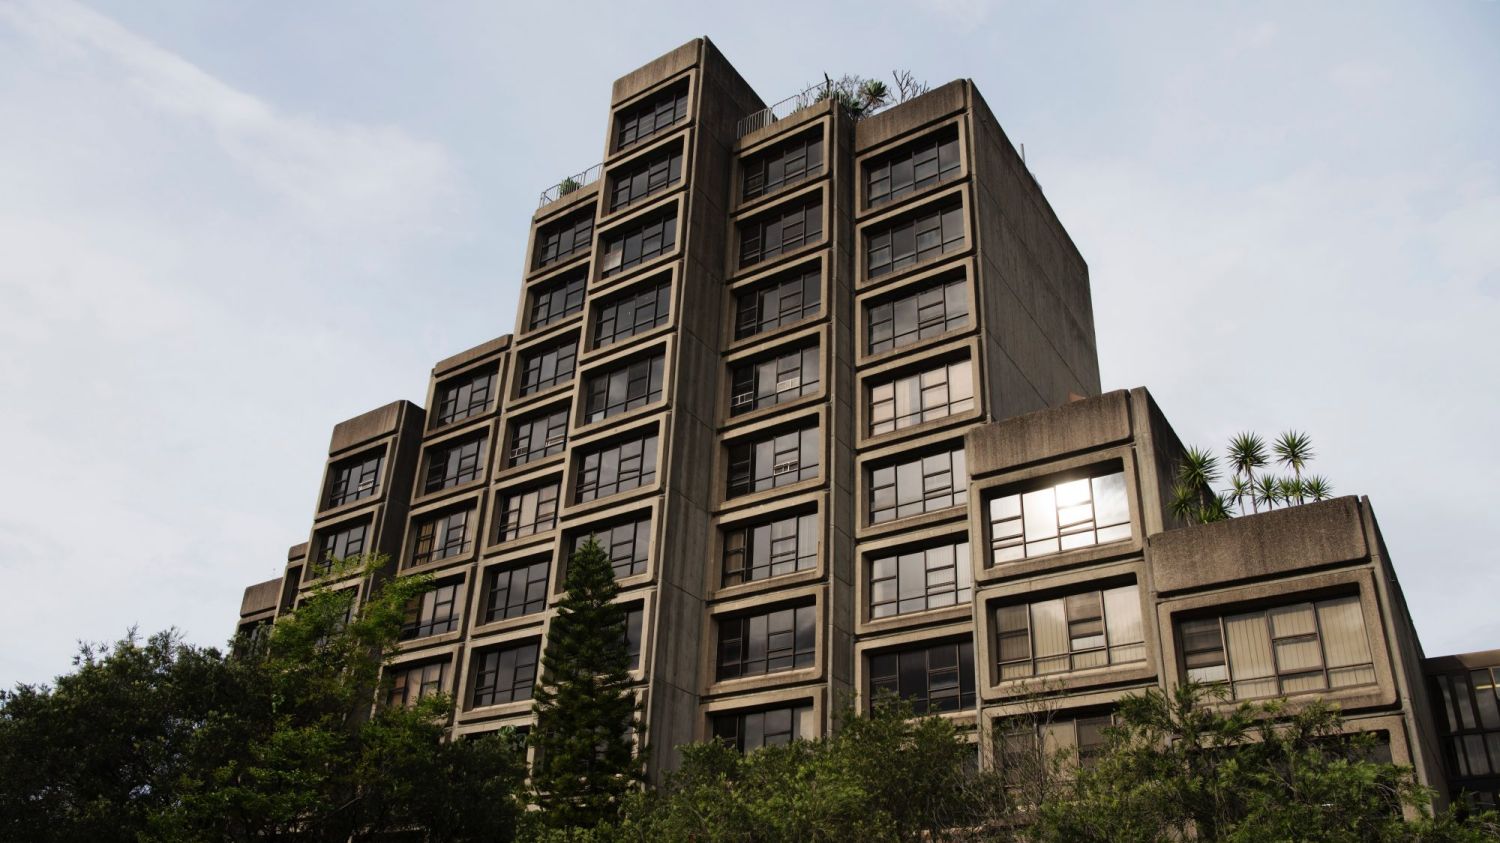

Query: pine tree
530;536;643;828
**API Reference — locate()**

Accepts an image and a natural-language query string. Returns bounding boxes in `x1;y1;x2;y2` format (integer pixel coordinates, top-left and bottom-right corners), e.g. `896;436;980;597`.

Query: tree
530;537;644;829
1274;430;1315;504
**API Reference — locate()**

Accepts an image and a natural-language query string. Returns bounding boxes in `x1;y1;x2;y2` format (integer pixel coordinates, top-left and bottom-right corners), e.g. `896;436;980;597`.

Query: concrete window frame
732;115;832;216
316;440;395;519
401;490;485;576
702;584;826;697
423;344;508;434
494;398;572;480
580;265;680;361
392;570;472;653
504;324;582;411
854;257;978;368
381;642;463;708
455;628;546;722
855;334;984;450
562;417;666;517
727;181;831;281
590;193;686;294
854;522;973;637
524;203;598;280
607;70;698;161
855;183;974;293
855;429;970;541
559;494;663;594
469;544;557;638
708;489;825;603
303;513;378;587
518;266;589;339
723;253;827;354
720;322;829;430
411;421;497;507
600;130;694;223
855;114;971;217
852;622;979;725
699;687;826;746
484;463;565;554
715;405;826;512
571;334;675;436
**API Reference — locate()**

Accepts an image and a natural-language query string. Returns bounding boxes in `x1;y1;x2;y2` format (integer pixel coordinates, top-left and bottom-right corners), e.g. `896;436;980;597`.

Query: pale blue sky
1;0;1496;688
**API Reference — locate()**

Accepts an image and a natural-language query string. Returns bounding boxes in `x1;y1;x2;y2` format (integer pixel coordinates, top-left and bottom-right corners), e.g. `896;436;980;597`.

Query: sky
0;0;1496;689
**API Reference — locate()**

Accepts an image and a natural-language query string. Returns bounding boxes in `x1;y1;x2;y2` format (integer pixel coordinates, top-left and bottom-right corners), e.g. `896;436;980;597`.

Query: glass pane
1268;603;1317;639
1224;612;1275;680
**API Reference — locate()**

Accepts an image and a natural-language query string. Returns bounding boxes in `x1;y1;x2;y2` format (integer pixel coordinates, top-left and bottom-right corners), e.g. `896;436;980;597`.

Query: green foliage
802;71;928;121
1176;429;1330;521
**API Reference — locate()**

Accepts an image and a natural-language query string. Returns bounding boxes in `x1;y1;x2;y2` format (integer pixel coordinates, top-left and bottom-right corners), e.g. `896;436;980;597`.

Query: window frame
714;603;818;681
469;640;540;709
725;423;821;499
574;429;660;504
866;444;968;525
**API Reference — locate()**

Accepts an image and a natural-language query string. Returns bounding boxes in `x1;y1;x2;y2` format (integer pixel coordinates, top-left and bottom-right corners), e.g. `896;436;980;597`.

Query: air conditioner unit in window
772;460;800;475
508;446;530;461
775;376;801;392
545;434;566;446
731;392;755;407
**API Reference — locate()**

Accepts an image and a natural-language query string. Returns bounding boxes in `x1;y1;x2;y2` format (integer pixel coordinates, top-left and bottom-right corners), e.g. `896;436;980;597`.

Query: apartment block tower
235;37;1489;805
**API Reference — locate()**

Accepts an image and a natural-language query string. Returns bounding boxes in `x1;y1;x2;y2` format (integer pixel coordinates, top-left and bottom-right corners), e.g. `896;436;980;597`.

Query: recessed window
869;638;976;714
584;355;665;423
471;641;540;708
735;265;820;340
518;339;577;396
868;358;974;436
726;425;820;498
1431;667;1500;784
594;276;671;349
433;367;496;428
411;509;471;566
615;83;689;152
624;604;644;670
497;482;560;541
994;584;1145;680
730;345;820;415
723;511;818;587
996;713;1115;777
528;271;586;330
867;276;968;355
314;521;369;574
326;450;384;508
866;126;961;207
600;211;677;278
424;436;486;494
867;202;965;279
534;212;594;270
508;407;568;467
988;468;1130;564
576;431;658;503
484;557;550;622
713;703;815;753
868;445;967;524
386;661;448;709
869;539;972;619
740;200;822;268
716;604;816;680
743;131;823;201
610;146;684;211
402;579;461;640
573;514;652;580
1179;595;1375;700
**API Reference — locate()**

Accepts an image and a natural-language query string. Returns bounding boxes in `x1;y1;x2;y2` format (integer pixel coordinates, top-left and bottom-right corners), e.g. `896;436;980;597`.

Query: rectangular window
743;132;823;200
870;539;972;619
518;339;577;395
730;345;820;415
484;557;550;622
411;509;471;566
869;638;976;714
600;212;677;278
726;425;820;498
574;515;652;580
867;276;969;355
723;511;819;586
713;703;815;752
498;482;560;540
508;407;568;467
735;265;820;340
624;605;644;670
996;713;1116;778
433;368;496;428
615;83;688;151
866;127;962;207
740;200;822;268
326;451;383;508
1432;668;1500;781
868;446;967;524
534;212;594;270
989;469;1130;564
576;432;658;502
995;584;1145;680
716;605;817;680
866;202;965;279
402;580;461;640
610;146;684;211
315;522;369;573
424;436;486;494
528;271;586;330
584;355;665;423
868;358;974;435
386;661;448;709
471;641;540;707
1179;595;1377;700
594;276;671;349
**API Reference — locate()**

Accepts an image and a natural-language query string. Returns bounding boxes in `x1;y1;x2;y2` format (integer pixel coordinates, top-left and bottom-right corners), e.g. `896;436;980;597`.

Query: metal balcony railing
538;163;603;208
735;77;898;139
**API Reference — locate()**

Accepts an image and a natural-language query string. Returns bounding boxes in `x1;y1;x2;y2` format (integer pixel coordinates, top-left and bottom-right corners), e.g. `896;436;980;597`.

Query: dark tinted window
616;84;689;151
471;641;539;707
743;132;823;200
866;127;961;206
594;277;671;348
730;345;819;415
508;407;568;467
868;446;967;524
433;368;495;427
528;272;586;330
735;266;820;340
424;436;486;493
484;558;550;622
576;432;658;502
585;356;665;423
716;605;816;680
611;147;684;211
327;451;383;508
519;339;577;395
740;200;822;268
534;212;594;269
723;511;818;586
726;426;820;498
601;212;677;278
867;203;964;279
867;276;968;355
869;638;976;713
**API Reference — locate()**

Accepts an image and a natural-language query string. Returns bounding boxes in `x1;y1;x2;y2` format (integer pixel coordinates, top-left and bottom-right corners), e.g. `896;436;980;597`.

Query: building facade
235;38;1489;807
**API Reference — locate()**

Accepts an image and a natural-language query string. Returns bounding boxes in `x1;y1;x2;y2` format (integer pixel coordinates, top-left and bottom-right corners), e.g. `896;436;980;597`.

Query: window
611;146;683;211
573;515;652;579
726;425;820;498
484;557;550;622
730;345;820;415
713;703;815;752
498;482;560;540
735;265;820;340
867;127;962;206
508;408;568;467
424;436;486;494
315;522;368;574
402;579;460;639
326;451;383;508
1179;595;1377;700
433;368;496;428
1432;667;1500;782
867;202;965;279
528;272;586;330
868;446;967;524
576;432;658;502
584;355;665;423
870;539;972;619
616;83;688;151
716;605;817;680
624;605;644;670
869;638;976;714
723;511;818;586
989;469;1130;564
868;358;974;435
867;276;968;355
386;661;448;708
411;509;471;566
740;200;822;268
600;212;677;278
471;641;540;707
994;585;1145;680
996;713;1115;778
534;212;594;269
594;276;671;349
743;132;823;200
518;339;577;395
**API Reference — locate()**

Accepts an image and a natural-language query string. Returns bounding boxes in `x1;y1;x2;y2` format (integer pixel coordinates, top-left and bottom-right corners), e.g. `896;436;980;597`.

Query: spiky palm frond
1228;476;1252;516
1227;432;1269;478
1177;446;1221;489
1273;431;1314;475
1204;493;1237;523
859;79;889;109
1279;477;1305;506
1169;482;1200;523
1253;474;1282;511
1303;475;1333;501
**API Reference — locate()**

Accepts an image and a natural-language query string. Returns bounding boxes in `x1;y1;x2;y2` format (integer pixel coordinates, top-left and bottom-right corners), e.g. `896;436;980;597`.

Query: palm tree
1303;475;1333;501
1273;431;1314;504
1177;446;1220;521
1253;474;1282;512
1226;432;1269;512
1278;477;1305;506
1227;476;1252;517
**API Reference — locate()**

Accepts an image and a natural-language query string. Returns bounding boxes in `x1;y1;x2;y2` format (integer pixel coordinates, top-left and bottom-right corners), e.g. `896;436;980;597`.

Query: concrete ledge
1424;649;1500;674
855;79;969;153
287;541;308;562
612;38;702;105
534;179;601;222
328;400;413;455
965;389;1131;477
1149;497;1369;594
432;334;510;377
240;578;281;617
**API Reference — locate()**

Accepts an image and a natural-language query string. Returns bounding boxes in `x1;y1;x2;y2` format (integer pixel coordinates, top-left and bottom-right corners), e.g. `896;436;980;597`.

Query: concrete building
235;37;1489;806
